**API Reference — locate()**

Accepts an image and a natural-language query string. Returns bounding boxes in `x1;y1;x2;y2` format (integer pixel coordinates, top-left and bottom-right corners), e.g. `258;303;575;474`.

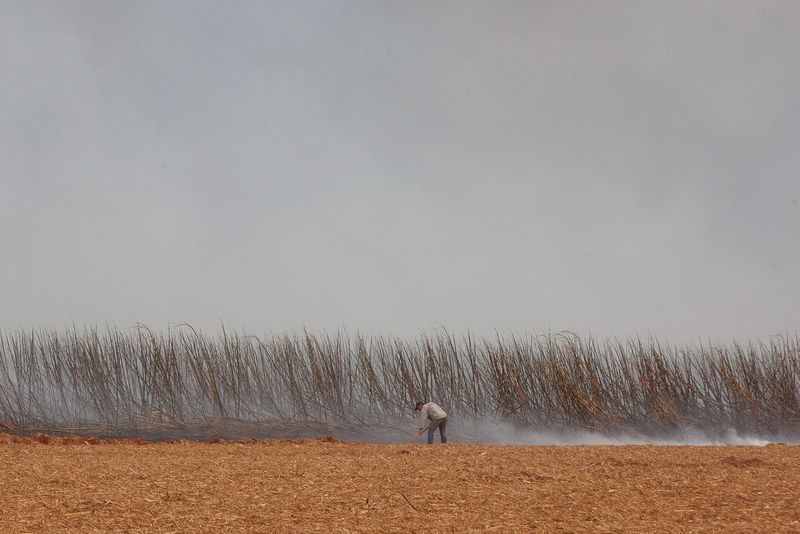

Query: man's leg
438;418;448;443
427;419;440;444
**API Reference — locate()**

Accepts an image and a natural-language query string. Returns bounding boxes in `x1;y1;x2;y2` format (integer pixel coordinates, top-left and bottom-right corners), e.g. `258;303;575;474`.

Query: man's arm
418;405;427;429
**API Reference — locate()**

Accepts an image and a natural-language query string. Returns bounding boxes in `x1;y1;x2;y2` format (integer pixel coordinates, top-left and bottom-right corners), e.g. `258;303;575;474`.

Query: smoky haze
1;1;799;342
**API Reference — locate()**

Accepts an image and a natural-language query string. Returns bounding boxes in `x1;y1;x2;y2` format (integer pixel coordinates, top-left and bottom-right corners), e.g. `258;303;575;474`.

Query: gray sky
2;1;799;343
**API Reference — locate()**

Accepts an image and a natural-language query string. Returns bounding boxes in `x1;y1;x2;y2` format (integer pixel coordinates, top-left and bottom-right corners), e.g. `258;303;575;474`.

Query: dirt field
1;434;798;532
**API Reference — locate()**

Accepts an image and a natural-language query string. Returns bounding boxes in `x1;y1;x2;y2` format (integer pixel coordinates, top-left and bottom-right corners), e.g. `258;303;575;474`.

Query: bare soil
1;434;798;532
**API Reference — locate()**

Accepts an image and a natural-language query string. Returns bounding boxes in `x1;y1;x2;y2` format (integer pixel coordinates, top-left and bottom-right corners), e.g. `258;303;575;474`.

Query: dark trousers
427;417;447;444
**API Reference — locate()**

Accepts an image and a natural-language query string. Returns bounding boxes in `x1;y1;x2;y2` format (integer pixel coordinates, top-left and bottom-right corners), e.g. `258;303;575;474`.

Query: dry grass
1;434;799;532
1;327;799;439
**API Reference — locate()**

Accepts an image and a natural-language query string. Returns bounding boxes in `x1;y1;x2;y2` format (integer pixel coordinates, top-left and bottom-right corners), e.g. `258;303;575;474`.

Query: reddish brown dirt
1;434;798;532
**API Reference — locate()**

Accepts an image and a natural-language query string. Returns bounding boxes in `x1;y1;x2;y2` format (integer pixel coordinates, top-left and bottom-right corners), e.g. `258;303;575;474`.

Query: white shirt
419;402;447;428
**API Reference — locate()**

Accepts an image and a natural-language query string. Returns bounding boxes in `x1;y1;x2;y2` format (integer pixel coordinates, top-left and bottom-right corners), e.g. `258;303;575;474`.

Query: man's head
415;401;424;411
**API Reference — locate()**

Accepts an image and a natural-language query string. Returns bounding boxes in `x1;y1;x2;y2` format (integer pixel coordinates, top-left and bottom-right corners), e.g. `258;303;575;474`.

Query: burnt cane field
1;326;798;444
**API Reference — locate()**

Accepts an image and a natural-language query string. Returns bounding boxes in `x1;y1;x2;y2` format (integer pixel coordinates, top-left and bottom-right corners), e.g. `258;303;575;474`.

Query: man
415;401;448;444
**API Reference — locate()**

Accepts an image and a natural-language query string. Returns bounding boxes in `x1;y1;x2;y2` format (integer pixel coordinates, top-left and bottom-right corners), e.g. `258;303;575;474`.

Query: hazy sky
2;1;799;342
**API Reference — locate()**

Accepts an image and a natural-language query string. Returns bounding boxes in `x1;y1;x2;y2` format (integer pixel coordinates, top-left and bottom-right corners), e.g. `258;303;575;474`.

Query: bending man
415;401;448;444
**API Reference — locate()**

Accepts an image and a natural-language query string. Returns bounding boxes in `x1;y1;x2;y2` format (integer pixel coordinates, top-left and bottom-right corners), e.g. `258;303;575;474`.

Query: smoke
450;420;780;446
3;3;800;342
37;417;787;445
